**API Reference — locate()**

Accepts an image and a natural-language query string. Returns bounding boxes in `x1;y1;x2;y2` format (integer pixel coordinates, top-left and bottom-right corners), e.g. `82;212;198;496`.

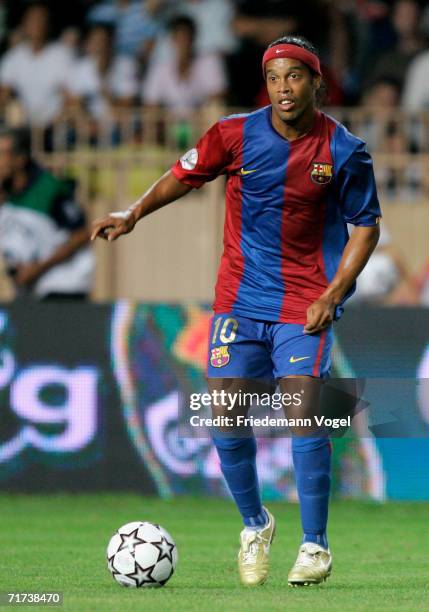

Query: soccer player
92;35;381;587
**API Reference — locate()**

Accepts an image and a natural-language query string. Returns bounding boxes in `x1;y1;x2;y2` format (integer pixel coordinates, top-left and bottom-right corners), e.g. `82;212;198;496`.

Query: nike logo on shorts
289;356;310;363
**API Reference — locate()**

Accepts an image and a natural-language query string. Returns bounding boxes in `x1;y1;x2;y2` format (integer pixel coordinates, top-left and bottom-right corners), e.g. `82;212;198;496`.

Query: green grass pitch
0;495;427;611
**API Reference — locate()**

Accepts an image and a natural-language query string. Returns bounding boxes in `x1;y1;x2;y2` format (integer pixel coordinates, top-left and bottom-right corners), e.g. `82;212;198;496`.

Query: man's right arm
92;120;232;241
91;170;193;242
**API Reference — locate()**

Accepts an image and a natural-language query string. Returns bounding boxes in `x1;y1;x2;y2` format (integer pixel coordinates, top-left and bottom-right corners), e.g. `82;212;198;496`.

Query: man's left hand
304;297;336;334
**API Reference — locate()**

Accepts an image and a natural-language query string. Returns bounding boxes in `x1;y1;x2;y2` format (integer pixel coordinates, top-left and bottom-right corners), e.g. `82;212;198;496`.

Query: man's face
86;27;111;57
171;26;194;55
364;82;400;108
265;58;320;124
22;6;49;43
393;0;419;37
0;137;17;183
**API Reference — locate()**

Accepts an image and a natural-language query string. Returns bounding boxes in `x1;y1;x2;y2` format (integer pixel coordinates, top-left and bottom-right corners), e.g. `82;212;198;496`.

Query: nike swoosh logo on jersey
240;168;258;175
289;356;311;363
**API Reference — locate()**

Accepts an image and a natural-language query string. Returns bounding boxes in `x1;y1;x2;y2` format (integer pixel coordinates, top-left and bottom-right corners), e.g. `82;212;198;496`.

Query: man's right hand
91;211;136;242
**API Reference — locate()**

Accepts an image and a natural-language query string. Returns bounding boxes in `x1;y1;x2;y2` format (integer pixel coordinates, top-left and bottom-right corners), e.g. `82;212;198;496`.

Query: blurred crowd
0;0;429;305
0;0;428;128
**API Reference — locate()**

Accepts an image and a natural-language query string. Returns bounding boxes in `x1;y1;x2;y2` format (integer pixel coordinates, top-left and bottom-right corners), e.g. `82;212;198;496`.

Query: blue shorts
207;313;333;379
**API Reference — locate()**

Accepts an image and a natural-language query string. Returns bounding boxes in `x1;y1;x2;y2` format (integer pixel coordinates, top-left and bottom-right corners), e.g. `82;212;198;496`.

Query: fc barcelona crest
210;346;230;368
311;162;333;184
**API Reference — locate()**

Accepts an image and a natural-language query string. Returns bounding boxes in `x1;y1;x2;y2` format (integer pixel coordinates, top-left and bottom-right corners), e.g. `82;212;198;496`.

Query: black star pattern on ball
153;535;175;564
118;529;145;554
158;565;175;586
128;562;159;587
107;556;119;576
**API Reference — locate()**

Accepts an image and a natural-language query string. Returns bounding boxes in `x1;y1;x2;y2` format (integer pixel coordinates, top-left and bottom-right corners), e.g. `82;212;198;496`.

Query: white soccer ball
107;521;178;588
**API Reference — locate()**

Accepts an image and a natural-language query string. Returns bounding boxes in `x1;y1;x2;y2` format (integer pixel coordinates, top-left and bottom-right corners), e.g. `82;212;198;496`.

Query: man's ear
313;75;322;91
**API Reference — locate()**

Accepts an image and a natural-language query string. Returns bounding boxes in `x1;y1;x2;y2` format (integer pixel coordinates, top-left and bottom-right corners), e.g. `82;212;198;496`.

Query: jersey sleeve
337;143;381;226
171;122;231;189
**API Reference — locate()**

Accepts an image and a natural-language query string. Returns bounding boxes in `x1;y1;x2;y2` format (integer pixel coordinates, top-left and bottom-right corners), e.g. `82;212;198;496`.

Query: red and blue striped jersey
172;106;381;323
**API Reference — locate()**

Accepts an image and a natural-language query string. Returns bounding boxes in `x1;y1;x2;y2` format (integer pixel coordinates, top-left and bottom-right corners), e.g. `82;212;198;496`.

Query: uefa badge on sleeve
180;148;198;170
311;162;333;184
210;346;230;368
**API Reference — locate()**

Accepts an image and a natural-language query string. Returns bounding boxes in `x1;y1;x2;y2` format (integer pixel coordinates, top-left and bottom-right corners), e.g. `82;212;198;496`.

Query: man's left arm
305;142;381;334
305;225;380;333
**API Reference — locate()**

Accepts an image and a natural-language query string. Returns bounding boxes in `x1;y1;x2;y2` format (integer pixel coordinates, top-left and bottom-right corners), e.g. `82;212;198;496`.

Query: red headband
262;44;322;77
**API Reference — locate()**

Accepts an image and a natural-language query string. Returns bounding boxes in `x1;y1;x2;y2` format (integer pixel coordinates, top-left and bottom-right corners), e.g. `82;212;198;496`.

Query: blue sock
212;436;266;528
292;437;331;550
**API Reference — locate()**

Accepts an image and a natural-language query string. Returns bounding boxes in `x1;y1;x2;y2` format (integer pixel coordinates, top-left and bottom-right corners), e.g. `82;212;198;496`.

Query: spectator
60;26;81;58
341;0;392;101
366;0;425;91
323;1;349;93
0;3;73;127
402;48;429;111
87;0;161;62
172;0;236;55
358;76;403;152
363;76;402;108
350;224;418;305
142;15;226;119
66;23;139;121
358;76;422;198
0;127;94;300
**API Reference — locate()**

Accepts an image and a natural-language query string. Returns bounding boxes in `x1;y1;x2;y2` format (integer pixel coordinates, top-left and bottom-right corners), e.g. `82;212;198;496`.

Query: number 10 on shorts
212;317;238;345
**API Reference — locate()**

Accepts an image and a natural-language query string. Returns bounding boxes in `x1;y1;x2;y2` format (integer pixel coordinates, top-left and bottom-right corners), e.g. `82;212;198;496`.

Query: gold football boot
237;508;276;586
288;542;332;586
